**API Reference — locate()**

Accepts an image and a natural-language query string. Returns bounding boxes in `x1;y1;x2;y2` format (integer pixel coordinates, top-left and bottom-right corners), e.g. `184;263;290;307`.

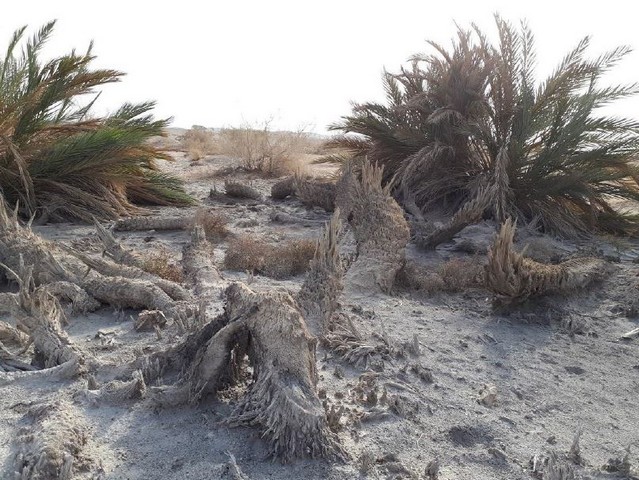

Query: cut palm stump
485;219;608;304
297;211;344;335
150;282;346;462
339;161;410;293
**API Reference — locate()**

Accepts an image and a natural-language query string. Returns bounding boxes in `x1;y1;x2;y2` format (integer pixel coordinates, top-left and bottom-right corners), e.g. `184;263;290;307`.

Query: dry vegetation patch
223;235;316;279
191;208;230;242
217;121;316;176
396;257;485;294
179;126;217;160
139;247;184;283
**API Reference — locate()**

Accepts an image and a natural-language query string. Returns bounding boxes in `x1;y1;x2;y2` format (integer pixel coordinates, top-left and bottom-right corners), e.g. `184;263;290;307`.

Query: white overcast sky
3;1;639;133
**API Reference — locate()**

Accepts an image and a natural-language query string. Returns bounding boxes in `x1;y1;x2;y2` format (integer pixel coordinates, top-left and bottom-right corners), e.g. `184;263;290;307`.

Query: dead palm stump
340;162;409;293
150;282;346;462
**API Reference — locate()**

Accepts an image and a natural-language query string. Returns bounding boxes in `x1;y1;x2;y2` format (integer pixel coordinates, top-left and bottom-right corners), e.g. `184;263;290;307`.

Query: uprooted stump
340;161;410;293
14;399;91;480
150;282;346;462
486;219;609;304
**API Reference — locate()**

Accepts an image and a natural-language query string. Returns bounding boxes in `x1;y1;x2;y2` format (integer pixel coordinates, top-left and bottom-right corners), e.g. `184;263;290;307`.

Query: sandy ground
1;142;638;479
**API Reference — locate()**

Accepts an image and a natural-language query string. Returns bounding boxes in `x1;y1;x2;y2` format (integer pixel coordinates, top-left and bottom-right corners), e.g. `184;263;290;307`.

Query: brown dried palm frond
485;219;609;303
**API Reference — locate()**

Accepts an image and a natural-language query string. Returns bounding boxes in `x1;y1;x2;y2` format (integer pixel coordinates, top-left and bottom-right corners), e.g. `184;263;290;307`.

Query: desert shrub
331;17;639;237
395;262;446;293
192;208;230;242
0;22;193;222
217;120;312;176
140;247;184;283
224;235;315;278
179;126;217;160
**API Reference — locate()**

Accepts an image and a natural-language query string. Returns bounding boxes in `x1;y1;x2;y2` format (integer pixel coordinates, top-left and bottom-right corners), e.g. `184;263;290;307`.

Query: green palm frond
0;22;193;222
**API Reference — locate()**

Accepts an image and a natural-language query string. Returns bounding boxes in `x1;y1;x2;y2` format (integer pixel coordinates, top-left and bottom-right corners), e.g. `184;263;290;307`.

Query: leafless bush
191;208;230;242
217;120;313;176
179;126;217;160
224;235;316;278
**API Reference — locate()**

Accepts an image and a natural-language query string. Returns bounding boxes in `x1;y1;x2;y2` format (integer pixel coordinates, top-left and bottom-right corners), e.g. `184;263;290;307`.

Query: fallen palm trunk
485;219;608;303
14;399;91;480
340;162;410;293
269;211;326;226
66;251;190;302
114;215;191;231
0;359;80;385
182;226;222;298
0;320;29;349
150;283;345;462
224;180;262;200
0;197;192;321
413;187;490;250
7;266;86;370
78;370;147;405
94;221;147;269
297;211;343;335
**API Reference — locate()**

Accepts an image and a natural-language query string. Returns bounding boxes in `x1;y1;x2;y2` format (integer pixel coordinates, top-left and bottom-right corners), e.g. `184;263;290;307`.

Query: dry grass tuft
191;208;230;242
396;257;484;294
224;235;316;279
438;257;485;292
179;126;217;160
217;121;314;176
140;247;184;283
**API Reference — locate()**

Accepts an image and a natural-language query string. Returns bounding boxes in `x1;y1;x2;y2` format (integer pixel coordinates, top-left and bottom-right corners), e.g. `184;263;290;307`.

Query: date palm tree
0;21;193;222
332;16;639;236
